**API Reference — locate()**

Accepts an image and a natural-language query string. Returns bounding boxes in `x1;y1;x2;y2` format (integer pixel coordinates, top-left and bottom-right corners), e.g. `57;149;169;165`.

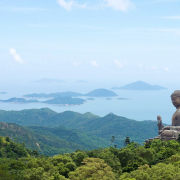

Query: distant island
106;98;112;100
44;97;86;105
112;81;167;90
23;89;118;98
84;89;118;97
86;98;95;100
0;92;7;94
23;92;83;98
117;98;129;100
0;98;38;103
0;97;86;106
32;78;66;83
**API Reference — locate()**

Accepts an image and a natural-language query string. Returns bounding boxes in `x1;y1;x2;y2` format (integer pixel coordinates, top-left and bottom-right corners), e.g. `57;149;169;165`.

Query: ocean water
0;81;177;124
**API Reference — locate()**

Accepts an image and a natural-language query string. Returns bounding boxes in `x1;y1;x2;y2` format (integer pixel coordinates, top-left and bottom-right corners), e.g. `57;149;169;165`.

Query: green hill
0;108;160;148
0;122;109;156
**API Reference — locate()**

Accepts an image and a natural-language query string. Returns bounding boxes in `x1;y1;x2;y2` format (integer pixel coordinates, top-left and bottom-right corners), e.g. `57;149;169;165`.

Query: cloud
164;67;170;72
114;60;123;68
57;0;87;10
90;61;99;67
162;16;180;19
57;0;134;11
105;0;134;11
9;48;23;64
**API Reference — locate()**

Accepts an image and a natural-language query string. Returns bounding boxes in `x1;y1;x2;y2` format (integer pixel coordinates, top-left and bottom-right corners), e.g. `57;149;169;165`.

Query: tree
124;136;131;146
69;157;116;180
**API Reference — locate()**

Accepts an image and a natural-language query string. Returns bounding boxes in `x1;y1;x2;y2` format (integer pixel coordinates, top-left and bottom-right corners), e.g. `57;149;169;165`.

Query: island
0;97;86;106
0;98;38;103
84;89;118;97
86;98;95;100
117;98;129;100
32;78;66;83
0;92;7;94
112;81;167;90
106;98;112;100
43;97;86;105
23;92;83;98
23;89;118;98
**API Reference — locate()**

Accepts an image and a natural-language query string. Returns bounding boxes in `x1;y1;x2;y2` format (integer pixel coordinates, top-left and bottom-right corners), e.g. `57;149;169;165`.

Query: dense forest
1;136;180;180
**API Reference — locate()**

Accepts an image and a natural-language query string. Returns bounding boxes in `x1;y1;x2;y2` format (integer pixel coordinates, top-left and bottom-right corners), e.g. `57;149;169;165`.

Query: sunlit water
0;81;177;124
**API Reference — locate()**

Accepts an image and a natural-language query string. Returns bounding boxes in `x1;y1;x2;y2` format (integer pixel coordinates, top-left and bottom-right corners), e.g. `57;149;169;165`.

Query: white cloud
90;61;99;67
57;0;87;10
162;16;180;19
164;67;170;72
57;0;134;11
9;48;23;64
114;60;123;68
105;0;134;11
57;0;73;10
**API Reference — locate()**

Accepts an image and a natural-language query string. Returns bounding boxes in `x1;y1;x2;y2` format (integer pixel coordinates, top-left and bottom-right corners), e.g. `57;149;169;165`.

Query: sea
0;81;178;125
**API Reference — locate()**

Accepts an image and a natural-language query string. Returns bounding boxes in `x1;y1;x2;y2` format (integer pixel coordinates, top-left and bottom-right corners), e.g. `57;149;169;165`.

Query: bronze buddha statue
147;90;180;142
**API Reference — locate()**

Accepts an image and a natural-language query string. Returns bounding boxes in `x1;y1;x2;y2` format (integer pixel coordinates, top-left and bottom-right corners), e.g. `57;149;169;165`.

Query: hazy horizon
0;0;180;86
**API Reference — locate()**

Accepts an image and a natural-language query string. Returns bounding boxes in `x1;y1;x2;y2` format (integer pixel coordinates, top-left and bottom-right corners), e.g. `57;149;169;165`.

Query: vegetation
0;122;109;156
1;137;180;179
0;108;162;156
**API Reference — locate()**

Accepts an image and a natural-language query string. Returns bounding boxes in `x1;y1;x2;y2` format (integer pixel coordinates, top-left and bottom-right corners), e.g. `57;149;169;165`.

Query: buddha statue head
171;90;180;109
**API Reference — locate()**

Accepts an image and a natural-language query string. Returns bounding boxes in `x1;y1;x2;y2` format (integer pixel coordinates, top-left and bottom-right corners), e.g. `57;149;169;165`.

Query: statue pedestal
146;126;180;143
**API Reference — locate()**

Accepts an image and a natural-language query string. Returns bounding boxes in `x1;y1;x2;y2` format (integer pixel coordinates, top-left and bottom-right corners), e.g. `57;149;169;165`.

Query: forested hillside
0;122;109;156
1;137;180;180
0;108;159;149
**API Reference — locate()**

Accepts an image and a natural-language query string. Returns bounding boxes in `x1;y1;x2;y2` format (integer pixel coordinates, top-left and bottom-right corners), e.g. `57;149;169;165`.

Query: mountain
112;81;167;90
32;78;66;83
0;108;159;147
84;89;118;97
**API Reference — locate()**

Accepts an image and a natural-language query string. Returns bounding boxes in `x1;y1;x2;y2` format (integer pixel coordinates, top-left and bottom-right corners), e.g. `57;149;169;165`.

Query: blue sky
0;0;180;85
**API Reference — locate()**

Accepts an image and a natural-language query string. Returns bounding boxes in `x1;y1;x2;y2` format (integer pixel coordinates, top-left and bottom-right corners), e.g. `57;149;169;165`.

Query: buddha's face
171;96;180;108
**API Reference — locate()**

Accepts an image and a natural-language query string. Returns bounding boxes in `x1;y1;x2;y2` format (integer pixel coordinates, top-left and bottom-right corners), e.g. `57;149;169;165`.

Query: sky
0;0;180;86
